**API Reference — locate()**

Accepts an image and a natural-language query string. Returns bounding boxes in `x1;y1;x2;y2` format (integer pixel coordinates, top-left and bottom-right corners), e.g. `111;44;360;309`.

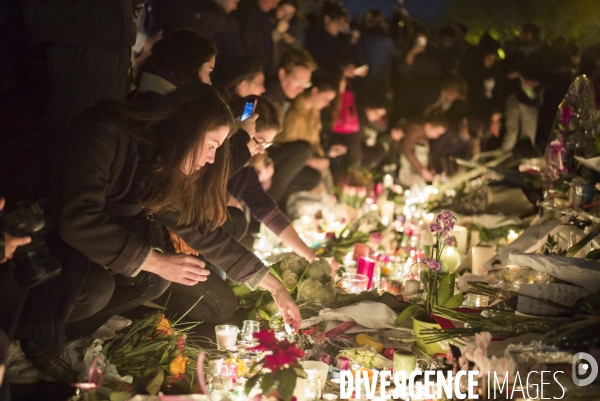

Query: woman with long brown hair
50;83;301;341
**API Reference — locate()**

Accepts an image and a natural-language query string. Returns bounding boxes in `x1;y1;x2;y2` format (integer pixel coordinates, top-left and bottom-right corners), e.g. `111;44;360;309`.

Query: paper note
516;284;590;315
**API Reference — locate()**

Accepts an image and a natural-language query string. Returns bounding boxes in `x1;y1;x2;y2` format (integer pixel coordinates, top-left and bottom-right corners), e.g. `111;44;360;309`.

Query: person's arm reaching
257;272;301;333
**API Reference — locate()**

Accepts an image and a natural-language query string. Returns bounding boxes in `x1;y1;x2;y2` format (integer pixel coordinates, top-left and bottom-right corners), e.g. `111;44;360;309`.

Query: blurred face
250;128;277;156
311;89;336;110
236;72;266;97
258;0;280;12
214;0;240;13
483;53;496;69
324;16;346;37
443;88;461;102
278;66;312;99
181;126;229;175
424;123;445;139
365;107;386;123
276;4;296;21
198;55;216;85
440;36;455;50
255;159;274;186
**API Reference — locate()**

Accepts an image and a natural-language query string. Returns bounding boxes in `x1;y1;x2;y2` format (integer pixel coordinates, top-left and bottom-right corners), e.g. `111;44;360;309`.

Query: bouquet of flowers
245;329;305;401
102;312;210;395
339;165;375;208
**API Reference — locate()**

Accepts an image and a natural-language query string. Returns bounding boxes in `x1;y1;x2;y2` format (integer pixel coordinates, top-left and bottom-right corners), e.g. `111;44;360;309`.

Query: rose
156;315;174;337
169;354;188;377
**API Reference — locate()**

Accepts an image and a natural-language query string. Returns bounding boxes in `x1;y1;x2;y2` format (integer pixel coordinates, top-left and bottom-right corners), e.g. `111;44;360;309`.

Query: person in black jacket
233;0;280;73
21;0;141;134
53;84;301;342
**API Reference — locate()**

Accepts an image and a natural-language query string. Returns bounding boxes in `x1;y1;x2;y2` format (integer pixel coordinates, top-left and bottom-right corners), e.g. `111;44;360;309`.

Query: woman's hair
321;1;348;22
308;68;342;94
137;29;217;87
89;83;234;233
231;96;282;133
217;55;263;94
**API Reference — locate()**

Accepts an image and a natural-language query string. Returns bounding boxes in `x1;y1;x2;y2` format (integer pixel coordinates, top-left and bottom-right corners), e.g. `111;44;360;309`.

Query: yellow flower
169;354;188;377
156;315;174;337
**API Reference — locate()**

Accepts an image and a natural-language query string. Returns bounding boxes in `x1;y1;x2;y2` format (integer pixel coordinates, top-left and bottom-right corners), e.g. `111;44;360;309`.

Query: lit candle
381;216;389;226
381;200;395;221
383;174;393;189
403;279;420;295
423;213;435;225
215;325;239;350
507;230;519;244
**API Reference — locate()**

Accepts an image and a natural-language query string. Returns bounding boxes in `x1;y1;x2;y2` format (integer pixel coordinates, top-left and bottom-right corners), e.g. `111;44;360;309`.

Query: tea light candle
215;326;239;350
322;394;337;401
403;279;420;295
383;174;393;189
507;230;519;244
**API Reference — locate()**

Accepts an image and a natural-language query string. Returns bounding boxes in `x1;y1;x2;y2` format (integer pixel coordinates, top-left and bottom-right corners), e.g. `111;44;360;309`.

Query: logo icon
572;352;598;386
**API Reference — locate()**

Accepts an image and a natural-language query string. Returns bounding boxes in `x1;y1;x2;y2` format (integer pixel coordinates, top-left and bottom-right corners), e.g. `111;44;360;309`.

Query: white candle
450;225;468;254
383;174;393;189
507;230;519;244
470;230;481;249
440;246;460;272
216;328;239;349
403;280;420;295
472;244;495;275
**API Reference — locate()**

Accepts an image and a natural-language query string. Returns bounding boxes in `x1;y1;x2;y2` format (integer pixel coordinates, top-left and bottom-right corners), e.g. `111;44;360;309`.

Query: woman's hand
272;287;302;333
328;144;347;158
0;198;32;264
420;169;435;182
142;251;210;285
258;273;302;333
236;113;258;143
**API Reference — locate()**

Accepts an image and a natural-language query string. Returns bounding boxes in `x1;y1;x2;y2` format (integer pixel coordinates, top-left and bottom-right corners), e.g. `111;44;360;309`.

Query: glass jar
304;369;322;401
241;320;260;342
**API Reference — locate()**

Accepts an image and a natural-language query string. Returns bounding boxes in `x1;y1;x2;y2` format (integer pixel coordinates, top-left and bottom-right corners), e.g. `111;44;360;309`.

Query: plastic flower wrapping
545;75;600;179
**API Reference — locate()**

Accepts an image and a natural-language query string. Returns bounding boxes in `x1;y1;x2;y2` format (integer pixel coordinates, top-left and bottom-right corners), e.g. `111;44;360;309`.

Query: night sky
344;0;449;25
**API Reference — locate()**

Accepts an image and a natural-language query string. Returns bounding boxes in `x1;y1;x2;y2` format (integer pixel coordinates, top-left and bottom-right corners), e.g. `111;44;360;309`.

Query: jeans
66;265;170;337
502;94;539;151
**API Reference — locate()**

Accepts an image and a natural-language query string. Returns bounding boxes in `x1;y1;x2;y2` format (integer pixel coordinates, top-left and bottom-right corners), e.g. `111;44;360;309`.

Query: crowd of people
1;0;599;398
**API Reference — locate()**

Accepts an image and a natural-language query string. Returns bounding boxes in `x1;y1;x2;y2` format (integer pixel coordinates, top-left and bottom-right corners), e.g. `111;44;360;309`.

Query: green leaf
159;349;170;365
232;284;252;296
247;308;258;320
586;248;600;260
110;392;131;401
396;304;423;325
257;308;271;321
269;266;283;282
444;293;464;308
437;273;455;306
260;372;275;394
274;367;298;401
145;367;165;395
245;373;260;395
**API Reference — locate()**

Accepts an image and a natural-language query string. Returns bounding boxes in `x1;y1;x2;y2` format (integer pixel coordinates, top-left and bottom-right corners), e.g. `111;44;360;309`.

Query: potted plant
395;211;463;355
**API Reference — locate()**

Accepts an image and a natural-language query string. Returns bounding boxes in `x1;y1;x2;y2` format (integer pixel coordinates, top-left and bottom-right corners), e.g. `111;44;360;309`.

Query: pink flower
429;223;443;235
423;258;441;272
475;332;492;351
561;106;575;125
443;236;456;246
